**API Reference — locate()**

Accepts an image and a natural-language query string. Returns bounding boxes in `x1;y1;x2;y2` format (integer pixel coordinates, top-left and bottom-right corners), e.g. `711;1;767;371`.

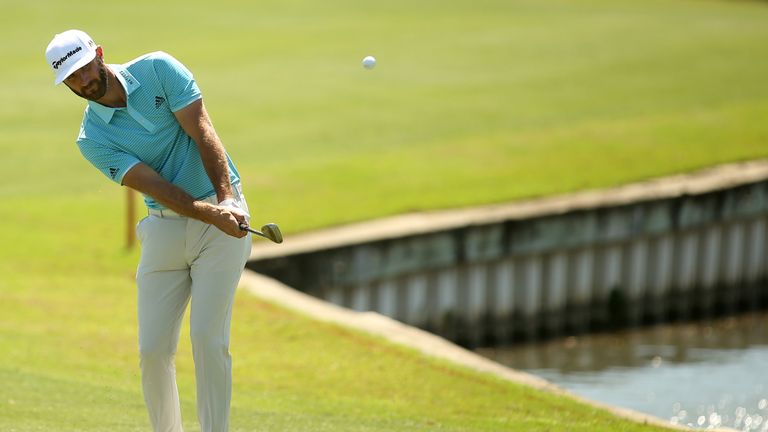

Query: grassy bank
0;263;674;431
2;0;768;429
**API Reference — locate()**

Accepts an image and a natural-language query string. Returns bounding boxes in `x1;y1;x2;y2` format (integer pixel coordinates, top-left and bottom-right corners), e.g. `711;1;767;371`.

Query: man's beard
70;62;108;101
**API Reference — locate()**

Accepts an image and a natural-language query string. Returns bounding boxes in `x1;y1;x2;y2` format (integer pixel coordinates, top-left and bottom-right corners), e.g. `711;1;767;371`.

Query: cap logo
51;46;83;70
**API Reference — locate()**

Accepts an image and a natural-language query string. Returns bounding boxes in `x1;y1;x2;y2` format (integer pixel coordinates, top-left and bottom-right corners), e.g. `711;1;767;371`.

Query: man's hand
209;204;249;238
218;198;250;222
216;198;251;238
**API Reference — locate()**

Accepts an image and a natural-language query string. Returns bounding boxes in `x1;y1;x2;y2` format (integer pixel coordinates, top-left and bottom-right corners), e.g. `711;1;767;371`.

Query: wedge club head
240;222;283;244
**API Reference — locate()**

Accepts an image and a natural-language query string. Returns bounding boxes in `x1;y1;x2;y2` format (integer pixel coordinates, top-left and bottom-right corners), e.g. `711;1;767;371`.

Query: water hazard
476;310;768;430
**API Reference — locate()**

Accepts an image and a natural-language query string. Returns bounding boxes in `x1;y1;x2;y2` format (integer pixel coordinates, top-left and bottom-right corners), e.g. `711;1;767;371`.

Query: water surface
477;311;768;430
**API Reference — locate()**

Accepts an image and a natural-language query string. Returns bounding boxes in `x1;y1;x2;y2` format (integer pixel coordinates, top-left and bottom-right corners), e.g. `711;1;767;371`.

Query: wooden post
126;188;136;249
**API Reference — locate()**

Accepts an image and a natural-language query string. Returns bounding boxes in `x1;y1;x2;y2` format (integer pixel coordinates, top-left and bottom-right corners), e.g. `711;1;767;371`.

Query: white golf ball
362;55;376;69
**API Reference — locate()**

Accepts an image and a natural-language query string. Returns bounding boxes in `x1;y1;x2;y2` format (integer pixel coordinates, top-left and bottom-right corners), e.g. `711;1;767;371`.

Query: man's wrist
192;201;222;225
216;187;234;204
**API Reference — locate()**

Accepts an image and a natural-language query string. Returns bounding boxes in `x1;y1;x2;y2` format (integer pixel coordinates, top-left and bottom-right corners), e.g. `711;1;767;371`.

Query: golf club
239;222;283;244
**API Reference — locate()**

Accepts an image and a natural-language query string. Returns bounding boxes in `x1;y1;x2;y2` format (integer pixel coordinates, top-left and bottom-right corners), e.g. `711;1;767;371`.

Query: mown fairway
1;0;767;430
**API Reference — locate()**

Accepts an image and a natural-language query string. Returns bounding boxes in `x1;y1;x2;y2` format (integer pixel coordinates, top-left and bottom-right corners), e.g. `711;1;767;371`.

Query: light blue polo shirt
76;51;240;210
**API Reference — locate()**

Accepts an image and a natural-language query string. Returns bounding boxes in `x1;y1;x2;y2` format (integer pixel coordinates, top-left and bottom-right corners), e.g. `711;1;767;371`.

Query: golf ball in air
362;55;376;69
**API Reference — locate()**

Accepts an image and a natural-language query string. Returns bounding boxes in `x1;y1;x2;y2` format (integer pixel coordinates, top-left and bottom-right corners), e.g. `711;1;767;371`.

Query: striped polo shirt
76;51;240;210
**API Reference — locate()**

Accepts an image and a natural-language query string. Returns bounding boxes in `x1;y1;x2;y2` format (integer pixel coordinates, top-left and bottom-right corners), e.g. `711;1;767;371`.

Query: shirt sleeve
152;52;202;112
77;137;142;185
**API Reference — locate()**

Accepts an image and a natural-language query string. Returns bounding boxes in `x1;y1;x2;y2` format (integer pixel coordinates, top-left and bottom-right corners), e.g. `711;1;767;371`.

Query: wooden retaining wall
247;163;768;347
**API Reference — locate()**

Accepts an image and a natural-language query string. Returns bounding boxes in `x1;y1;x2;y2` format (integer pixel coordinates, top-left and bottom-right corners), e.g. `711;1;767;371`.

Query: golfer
46;30;252;432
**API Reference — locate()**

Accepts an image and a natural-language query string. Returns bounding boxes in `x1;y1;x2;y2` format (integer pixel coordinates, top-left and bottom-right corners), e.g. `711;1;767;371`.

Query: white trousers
135;193;251;432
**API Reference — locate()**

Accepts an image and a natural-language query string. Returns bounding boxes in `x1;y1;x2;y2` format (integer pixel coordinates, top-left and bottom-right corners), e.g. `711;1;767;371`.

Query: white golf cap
45;30;97;85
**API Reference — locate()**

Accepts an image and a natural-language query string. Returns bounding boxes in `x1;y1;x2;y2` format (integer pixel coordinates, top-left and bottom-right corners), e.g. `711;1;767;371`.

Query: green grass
0;266;672;431
2;0;768;429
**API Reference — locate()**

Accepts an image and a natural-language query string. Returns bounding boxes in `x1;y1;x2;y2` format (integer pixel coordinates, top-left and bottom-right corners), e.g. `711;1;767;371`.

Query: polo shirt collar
87;64;141;124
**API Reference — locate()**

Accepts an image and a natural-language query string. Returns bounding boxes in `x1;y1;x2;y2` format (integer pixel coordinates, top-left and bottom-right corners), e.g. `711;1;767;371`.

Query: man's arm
173;99;234;203
122;163;247;238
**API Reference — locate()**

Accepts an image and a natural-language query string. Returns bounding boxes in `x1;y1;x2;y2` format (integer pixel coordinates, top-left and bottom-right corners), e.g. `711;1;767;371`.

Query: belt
147;183;243;218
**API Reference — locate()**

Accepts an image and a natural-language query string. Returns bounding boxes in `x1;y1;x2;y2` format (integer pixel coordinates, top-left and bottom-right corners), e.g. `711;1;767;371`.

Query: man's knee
139;336;176;365
190;328;228;358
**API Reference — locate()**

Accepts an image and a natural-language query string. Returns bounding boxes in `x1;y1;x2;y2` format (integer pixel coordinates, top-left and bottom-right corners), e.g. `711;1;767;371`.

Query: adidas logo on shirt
155;96;166;109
